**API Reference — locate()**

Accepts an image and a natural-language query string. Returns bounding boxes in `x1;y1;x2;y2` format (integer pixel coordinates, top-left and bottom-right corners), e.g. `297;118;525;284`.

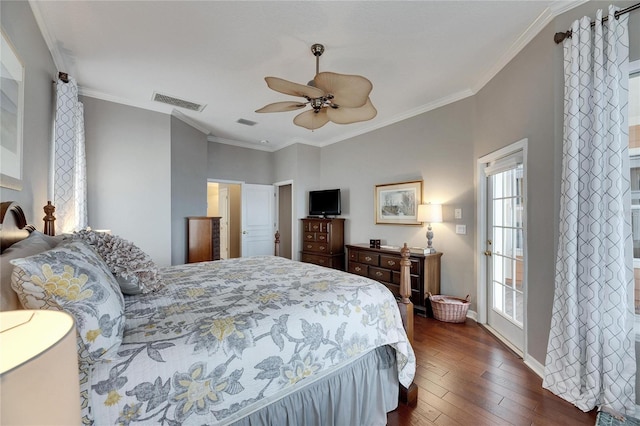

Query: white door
219;187;229;259
478;140;527;355
241;184;276;257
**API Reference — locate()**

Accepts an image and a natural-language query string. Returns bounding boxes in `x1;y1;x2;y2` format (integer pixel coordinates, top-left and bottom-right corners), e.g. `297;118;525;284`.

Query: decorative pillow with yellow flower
10;240;125;363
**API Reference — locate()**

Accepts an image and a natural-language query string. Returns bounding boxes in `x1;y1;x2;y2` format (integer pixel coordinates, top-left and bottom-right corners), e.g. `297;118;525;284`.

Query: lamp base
426;225;436;254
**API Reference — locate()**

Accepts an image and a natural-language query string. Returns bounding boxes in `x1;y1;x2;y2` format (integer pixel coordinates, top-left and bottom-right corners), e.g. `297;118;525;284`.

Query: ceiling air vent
152;92;206;112
236;118;257;126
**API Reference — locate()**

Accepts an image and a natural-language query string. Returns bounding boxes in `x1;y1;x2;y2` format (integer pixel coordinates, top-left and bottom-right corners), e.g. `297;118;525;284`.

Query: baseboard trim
466;309;478;321
524;355;545;379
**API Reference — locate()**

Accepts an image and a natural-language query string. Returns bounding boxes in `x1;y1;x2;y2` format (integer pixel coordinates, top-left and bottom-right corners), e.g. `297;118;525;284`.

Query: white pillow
10;240;125;363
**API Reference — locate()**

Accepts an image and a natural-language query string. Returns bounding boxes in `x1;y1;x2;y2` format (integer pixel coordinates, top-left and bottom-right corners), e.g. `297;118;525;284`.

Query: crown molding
472;0;587;93
171;110;210;135
28;0;67;74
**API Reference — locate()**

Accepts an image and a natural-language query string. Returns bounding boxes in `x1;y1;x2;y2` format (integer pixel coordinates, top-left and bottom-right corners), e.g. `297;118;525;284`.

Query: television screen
309;189;341;216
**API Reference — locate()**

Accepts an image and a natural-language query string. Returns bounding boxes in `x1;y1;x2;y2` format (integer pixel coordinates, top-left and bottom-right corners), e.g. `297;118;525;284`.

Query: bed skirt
225;345;399;426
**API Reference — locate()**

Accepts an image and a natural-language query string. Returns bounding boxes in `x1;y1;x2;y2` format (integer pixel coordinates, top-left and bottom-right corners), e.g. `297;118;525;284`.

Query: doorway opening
207;181;241;259
207;180;294;259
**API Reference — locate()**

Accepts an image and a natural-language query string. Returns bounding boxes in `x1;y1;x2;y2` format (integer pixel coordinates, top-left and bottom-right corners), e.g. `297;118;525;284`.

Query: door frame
476;138;528;356
274;179;295;259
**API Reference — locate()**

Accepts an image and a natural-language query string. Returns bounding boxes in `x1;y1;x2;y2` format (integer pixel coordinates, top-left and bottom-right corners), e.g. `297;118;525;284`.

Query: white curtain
543;6;635;415
53;75;87;233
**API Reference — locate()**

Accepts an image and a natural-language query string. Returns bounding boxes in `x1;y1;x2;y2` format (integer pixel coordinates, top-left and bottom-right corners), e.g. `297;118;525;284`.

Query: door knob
484;250;492;256
242;231;248;235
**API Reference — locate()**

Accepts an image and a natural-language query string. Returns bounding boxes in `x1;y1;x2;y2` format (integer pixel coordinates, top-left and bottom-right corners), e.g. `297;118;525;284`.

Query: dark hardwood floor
388;316;598;426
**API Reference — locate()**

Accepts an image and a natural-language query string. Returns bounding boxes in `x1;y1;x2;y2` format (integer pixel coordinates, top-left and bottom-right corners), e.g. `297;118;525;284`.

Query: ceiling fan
255;43;377;130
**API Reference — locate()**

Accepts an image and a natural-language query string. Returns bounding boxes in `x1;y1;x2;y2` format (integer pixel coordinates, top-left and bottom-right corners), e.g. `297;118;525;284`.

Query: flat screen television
309;189;341;217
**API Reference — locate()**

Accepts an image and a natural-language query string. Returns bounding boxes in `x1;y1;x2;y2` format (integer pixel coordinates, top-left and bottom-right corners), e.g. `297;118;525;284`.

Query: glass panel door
487;162;525;352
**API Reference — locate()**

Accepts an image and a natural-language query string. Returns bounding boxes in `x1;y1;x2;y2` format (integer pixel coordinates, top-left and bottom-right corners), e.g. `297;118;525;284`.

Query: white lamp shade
417;204;443;223
1;310;81;425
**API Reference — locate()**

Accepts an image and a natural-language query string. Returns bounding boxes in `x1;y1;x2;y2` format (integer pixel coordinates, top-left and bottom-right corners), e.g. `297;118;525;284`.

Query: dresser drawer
358;252;379;266
302;253;331;267
392;271;420;291
369;266;391;282
303;242;328;253
380;255;401;271
316;233;328;242
348;262;368;276
306;221;326;233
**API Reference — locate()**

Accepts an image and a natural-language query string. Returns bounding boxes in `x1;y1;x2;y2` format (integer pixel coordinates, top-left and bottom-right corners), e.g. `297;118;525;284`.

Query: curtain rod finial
58;72;69;83
554;30;572;44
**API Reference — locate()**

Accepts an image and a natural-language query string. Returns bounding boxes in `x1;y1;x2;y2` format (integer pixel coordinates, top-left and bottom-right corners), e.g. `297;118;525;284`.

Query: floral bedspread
84;256;415;425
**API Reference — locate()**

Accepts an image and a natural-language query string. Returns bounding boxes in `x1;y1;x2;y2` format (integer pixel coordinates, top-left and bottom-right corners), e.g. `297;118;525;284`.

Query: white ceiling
29;0;584;152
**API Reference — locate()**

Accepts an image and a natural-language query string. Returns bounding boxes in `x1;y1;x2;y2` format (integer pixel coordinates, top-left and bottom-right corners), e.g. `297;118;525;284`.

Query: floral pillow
10;240;125;363
72;229;163;295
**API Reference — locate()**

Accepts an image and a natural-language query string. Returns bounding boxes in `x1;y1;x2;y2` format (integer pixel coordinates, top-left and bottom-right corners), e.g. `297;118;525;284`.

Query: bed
0;201;417;425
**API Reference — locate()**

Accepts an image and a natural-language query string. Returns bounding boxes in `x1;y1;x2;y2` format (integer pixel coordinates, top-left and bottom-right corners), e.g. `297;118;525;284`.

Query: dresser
346;244;442;316
187;217;221;263
300;218;345;270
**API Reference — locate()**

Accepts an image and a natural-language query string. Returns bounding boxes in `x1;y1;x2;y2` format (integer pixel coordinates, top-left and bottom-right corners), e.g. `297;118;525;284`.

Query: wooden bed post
43;201;56;236
274;230;280;256
398;242;418;406
398;243;414;344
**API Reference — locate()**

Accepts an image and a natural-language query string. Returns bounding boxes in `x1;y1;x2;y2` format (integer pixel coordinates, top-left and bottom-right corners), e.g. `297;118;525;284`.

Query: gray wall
82;97;172;265
170;116;208;264
0;1;56;224
320;98;476;302
208;142;273;184
473;16;558;364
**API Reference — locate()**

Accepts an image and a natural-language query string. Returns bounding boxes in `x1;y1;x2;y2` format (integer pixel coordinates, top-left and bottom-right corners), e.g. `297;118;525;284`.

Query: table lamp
417;203;443;253
1;310;81;425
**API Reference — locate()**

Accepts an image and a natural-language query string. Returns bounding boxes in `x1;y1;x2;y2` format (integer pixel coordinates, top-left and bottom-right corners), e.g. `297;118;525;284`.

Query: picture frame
375;180;423;225
1;30;25;190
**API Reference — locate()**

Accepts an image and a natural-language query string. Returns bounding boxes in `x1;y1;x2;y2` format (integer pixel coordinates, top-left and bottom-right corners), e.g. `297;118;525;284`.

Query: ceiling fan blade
293;109;330;130
265;77;325;99
326;98;377;124
314;72;372;108
255;101;307;113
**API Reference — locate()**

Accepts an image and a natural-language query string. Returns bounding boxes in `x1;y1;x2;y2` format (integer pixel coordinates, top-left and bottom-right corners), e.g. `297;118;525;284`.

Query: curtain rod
554;2;640;44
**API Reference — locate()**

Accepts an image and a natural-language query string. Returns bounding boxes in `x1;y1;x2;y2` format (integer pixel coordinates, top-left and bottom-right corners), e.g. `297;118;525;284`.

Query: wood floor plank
388;316;598;426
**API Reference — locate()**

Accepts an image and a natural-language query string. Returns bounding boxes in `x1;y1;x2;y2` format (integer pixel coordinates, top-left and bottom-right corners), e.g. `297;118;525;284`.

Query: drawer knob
355;267;361;272
307;245;312;249
387;260;396;266
375;271;383;277
320;246;326;251
365;256;372;261
319;259;325;264
307;235;313;239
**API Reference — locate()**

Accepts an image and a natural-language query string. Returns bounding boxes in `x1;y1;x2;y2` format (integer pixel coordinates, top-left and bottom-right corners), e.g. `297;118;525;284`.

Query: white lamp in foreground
1;310;81;425
417;203;443;254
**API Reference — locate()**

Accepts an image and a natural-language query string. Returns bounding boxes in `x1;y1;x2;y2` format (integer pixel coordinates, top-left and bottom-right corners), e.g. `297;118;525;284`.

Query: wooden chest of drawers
300;218;344;270
346;244;442;316
187;217;221;263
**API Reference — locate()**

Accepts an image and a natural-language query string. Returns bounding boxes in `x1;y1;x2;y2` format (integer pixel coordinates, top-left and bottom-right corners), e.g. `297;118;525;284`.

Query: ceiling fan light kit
256;43;377;130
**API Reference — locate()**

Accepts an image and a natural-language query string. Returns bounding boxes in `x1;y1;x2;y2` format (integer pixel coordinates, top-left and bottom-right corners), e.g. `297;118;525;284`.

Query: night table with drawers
346;244;442;316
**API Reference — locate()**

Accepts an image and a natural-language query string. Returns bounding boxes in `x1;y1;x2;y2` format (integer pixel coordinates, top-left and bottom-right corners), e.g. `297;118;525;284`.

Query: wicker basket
428;292;470;323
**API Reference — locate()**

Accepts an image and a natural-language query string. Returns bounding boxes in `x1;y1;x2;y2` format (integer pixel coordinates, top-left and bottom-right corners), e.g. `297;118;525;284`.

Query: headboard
1;202;38;311
0;202;35;254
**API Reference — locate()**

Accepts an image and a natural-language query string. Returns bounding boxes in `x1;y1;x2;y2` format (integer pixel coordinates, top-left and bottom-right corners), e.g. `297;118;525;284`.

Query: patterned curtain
53;75;87;233
543;6;635;415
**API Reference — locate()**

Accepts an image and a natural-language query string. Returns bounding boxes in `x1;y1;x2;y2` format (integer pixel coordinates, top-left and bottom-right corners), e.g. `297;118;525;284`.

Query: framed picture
375;180;423;225
1;30;24;190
